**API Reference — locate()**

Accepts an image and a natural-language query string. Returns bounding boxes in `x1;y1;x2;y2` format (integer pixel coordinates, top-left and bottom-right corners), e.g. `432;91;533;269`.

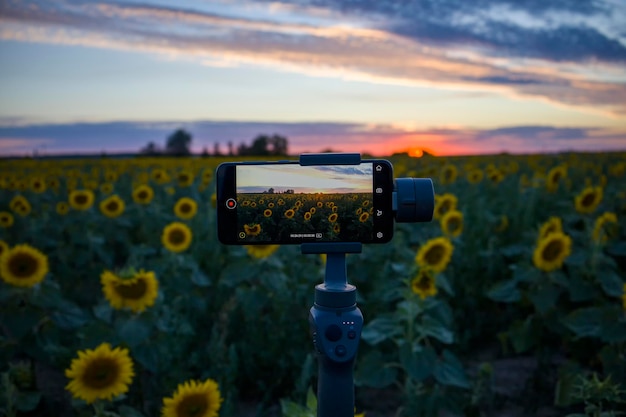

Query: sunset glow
1;0;624;156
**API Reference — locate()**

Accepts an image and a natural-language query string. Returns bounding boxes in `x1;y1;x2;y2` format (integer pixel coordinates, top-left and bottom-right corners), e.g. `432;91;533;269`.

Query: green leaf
486;279;520;303
133;344;159;373
499;244;527;258
529;284;562;315
191;268;211;287
598;269;624;297
4;308;41;339
399;343;436;381
354;350;397;388
93;302;113;324
566;274;597;302
562;306;620;339
436;273;455;296
507;319;536;354
433;350;470;389
420;316;454;344
51;302;90;330
305;387;317;411
117;406;146;417
15;391;41;412
117;317;151;347
361;317;402;345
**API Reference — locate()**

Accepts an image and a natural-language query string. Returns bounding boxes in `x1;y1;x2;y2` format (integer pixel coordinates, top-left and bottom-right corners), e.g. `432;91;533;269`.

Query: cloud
1;0;625;115
0;119;624;157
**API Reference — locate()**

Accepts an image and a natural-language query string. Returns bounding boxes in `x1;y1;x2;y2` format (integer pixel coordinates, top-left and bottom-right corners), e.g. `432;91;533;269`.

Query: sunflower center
106;201;119;212
447;217;460;232
424;245;445;265
81;358;119;389
180;203;191;214
74;195;88;205
138;191;148;199
8;253;38;279
541;240;563;262
581;192;596;207
168;229;187;245
416;274;433;291
176;393;208;417
114;279;147;300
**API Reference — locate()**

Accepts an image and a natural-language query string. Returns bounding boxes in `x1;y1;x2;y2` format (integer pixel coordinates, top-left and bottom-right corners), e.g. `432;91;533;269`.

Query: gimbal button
325;324;342;342
335;345;347;357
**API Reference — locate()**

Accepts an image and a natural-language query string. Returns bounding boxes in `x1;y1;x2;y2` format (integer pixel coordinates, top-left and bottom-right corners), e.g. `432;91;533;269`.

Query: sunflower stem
93;400;105;417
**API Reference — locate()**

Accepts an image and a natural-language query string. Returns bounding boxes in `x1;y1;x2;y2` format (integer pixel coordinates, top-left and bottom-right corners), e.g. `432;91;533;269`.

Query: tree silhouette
238;134;289;156
140;141;160;155
166;129;192;156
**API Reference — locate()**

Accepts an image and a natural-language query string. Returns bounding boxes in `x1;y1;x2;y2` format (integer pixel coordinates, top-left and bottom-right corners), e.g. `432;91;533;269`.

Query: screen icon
376;210;383;217
226;198;237;209
238;232;246;239
375;165;383;172
375;187;383;194
376;232;383;239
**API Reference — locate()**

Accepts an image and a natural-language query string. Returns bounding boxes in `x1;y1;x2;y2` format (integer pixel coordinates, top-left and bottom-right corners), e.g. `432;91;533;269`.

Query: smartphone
216;160;395;244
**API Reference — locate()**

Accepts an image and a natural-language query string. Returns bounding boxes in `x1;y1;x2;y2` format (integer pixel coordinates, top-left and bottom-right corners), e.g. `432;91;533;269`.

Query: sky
237;164;372;193
0;0;625;157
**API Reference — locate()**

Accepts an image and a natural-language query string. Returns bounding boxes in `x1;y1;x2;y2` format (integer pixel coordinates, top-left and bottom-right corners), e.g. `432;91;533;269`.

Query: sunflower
0;244;49;288
162;222;193;253
411;269;437;300
333;223;340;234
30;177;46;193
494;215;509;233
439;164;458;185
245;245;279;259
466;169;484;184
433;193;457;220
440;210;463;237
415;236;454;273
263;209;272;218
100;182;114;194
317;201;323;208
328;213;338;223
244;223;262;237
592;212;618;244
546;165;567;192
532;232;572;272
284;209;295;219
47;176;60;191
56;202;70;216
362;200;370;207
177;170;194;188
174;197;198;220
99;195;125;218
310;207;316;214
162;379;223;417
9;195;31;217
101;269;159;313
210;193;217;208
268;202;275;208
65;343;134;404
69;189;95;211
538;216;563;241
132;184;154;205
302;211;311;221
359;212;370;223
0;240;8;257
574;186;603;214
0;211;14;228
622;284;626;311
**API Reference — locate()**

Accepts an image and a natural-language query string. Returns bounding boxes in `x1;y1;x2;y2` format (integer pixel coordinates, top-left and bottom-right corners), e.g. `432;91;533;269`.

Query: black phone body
216;159;395;245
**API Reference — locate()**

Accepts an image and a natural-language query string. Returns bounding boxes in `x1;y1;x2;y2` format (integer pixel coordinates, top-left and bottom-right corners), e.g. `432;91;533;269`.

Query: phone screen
216;161;394;244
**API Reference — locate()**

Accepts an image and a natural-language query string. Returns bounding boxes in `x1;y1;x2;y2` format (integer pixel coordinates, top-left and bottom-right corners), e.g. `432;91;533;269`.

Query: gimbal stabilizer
300;153;434;417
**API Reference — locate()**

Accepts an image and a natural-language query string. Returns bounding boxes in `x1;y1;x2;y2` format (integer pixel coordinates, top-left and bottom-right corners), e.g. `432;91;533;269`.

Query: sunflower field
1;152;625;417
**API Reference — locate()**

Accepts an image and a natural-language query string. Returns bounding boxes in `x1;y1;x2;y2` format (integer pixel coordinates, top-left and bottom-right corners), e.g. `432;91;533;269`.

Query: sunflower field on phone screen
1;152;625;417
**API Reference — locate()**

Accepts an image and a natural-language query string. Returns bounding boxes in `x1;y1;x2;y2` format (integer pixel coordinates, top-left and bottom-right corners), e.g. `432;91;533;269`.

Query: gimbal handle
303;244;363;417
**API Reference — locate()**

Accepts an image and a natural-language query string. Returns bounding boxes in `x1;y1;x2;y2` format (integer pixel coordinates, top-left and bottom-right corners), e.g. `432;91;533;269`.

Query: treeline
140;129;289;157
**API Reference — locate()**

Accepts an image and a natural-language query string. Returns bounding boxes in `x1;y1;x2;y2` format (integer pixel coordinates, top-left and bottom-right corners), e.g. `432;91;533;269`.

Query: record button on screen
226;198;237;209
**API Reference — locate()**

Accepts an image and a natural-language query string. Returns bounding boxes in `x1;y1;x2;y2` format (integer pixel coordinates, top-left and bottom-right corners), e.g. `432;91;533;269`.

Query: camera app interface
235;164;375;243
